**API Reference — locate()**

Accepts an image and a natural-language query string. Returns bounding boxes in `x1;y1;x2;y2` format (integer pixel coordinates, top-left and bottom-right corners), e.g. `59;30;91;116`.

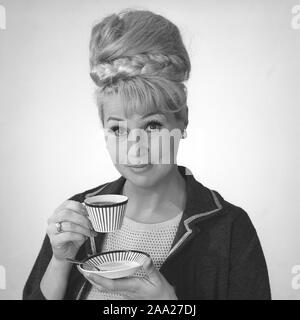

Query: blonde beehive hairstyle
89;9;190;127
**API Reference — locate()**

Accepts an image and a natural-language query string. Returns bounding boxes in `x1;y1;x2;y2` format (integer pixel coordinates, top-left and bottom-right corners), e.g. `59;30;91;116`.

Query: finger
50;232;86;247
48;221;97;238
82;274;136;298
87;274;142;293
49;209;93;230
142;257;157;277
55;200;87;216
82;275;106;291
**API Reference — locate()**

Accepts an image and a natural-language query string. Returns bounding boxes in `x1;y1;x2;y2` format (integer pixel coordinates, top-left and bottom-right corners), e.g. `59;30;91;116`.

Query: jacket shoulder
210;189;258;237
212;189;253;220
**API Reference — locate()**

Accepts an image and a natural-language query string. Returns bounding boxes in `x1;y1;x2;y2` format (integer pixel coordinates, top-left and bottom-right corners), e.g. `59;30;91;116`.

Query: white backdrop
0;0;299;299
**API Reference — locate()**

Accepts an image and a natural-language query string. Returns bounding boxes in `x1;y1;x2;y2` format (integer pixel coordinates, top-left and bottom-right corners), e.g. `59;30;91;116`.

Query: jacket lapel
164;166;223;262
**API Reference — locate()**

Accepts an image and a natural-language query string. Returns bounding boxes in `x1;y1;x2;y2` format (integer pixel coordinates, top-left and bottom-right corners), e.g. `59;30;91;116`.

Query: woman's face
102;94;185;188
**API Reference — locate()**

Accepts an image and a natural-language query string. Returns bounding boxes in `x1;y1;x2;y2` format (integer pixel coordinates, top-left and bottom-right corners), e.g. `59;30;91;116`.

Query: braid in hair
90;53;188;88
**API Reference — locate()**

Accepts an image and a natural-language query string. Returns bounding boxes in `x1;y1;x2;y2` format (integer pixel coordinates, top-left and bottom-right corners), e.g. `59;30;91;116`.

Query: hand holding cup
46;200;98;261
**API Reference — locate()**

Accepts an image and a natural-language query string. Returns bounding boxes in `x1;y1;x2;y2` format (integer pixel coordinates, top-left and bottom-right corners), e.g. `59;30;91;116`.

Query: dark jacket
23;165;271;300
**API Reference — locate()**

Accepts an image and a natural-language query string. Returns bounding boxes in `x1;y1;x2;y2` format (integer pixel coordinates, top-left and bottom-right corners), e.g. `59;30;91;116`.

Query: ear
184;105;189;129
180;105;188;130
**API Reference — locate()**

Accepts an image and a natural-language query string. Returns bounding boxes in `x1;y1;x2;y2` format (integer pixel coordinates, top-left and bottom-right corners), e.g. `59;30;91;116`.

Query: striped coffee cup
83;194;128;232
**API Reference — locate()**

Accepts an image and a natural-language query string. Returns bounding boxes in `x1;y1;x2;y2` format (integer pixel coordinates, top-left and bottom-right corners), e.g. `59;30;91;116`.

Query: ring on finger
55;221;63;233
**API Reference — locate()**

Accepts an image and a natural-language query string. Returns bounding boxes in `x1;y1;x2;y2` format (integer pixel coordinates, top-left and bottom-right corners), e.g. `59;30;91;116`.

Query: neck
122;165;186;221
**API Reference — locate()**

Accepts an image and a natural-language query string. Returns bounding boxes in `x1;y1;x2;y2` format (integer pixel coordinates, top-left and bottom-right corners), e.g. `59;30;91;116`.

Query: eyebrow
107;112;166;122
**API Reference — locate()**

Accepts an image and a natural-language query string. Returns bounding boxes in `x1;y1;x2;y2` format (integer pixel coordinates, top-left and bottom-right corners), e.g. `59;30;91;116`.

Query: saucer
78;250;150;279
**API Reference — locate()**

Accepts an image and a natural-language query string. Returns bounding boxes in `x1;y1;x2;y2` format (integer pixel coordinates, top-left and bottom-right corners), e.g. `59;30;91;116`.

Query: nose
127;129;149;165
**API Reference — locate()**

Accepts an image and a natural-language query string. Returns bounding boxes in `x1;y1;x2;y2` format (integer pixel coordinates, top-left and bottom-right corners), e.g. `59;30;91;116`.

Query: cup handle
82;201;97;255
81;202;89;216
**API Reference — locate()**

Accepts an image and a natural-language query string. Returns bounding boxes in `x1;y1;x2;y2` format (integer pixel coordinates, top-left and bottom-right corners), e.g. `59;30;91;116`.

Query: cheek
149;132;181;164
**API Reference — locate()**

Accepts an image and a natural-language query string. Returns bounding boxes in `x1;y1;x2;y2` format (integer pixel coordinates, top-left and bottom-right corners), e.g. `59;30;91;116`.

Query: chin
115;164;175;188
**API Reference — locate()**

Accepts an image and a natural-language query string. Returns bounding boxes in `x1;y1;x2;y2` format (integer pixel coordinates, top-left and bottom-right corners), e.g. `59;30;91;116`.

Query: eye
145;120;163;132
109;125;128;137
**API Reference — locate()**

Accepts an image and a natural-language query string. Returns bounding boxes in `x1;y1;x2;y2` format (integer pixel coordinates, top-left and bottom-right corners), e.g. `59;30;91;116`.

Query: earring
182;129;187;139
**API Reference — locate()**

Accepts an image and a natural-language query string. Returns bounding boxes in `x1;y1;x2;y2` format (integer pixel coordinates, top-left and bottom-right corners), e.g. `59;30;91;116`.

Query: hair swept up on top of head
89;9;190;126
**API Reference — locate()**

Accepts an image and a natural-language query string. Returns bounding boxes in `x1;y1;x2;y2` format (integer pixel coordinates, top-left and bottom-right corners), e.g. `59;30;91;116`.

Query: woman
23;9;271;300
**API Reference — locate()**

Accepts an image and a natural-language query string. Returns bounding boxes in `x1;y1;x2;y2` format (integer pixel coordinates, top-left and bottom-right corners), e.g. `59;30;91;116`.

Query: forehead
102;94;135;118
102;93;174;122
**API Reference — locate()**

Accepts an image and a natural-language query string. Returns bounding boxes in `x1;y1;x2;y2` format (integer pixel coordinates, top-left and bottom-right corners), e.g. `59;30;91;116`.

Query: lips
127;164;149;168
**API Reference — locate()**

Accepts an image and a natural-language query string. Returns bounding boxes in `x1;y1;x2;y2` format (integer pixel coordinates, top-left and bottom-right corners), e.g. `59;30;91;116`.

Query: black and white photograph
0;0;299;301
